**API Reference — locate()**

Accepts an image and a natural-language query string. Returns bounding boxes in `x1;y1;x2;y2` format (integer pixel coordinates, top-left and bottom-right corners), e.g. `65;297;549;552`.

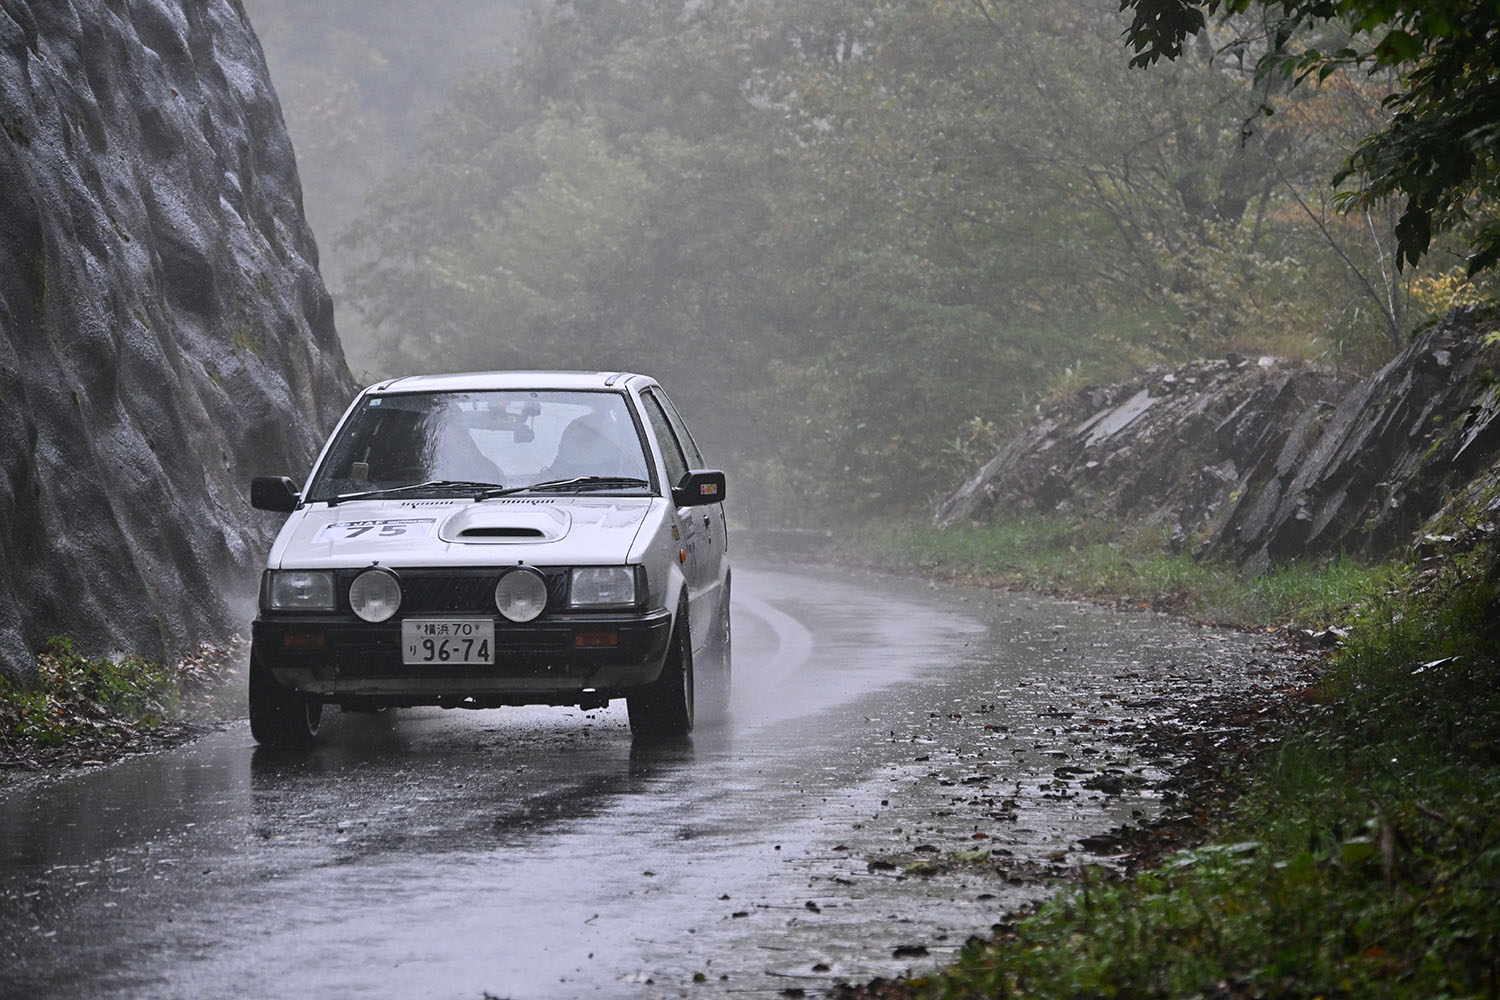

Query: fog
246;0;529;376
244;0;1407;525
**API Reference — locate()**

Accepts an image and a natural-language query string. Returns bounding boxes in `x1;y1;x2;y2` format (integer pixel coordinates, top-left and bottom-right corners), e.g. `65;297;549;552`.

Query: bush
0;636;240;759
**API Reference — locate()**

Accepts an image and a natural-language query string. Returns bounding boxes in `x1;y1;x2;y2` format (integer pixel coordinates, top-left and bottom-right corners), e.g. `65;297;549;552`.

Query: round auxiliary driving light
349;568;401;623
495;568;547;623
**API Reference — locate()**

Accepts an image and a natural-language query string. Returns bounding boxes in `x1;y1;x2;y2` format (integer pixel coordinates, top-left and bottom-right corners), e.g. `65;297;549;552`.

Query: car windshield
304;389;654;502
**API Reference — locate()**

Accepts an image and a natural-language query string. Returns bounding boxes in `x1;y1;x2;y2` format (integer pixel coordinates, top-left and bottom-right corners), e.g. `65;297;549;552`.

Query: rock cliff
0;0;353;681
937;310;1500;574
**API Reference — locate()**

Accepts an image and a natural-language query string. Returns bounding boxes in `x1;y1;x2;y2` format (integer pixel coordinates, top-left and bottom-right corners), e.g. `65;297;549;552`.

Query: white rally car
247;371;730;747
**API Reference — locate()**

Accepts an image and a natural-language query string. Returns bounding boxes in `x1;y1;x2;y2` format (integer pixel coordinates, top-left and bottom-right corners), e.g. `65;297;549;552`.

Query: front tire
628;598;694;738
248;642;323;748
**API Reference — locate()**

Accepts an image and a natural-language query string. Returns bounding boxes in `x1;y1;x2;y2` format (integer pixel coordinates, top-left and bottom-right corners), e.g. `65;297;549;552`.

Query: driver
545;404;642;480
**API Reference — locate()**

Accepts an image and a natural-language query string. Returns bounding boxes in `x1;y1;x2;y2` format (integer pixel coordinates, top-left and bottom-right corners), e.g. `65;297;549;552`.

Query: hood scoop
439;505;571;544
460;526;546;539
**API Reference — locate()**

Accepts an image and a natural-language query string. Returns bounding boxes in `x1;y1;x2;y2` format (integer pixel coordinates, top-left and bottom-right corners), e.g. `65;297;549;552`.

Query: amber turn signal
282;632;326;649
574;631;619;648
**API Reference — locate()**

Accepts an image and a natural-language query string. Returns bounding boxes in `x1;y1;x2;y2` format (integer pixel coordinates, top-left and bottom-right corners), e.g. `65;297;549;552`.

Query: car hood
266;496;661;569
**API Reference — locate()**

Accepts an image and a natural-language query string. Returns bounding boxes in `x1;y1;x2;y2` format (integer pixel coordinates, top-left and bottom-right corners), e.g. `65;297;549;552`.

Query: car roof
363;371;653;395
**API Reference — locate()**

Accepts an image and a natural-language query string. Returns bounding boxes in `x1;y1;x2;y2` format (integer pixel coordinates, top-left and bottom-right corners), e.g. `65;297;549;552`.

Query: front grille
402;574;499;613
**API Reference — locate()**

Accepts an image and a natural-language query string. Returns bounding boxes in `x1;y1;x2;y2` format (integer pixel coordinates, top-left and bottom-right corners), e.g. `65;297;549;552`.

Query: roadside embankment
828;309;1500;998
0;636;245;787
831;536;1499;1000
0;0;353;684
937;307;1500;577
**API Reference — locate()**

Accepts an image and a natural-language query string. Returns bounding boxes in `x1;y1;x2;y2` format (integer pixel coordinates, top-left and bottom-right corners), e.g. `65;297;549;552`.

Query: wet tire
248;642;323;748
628;597;694;738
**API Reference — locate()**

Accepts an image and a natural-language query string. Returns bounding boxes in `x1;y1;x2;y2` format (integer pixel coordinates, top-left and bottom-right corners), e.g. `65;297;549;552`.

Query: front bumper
252;608;673;708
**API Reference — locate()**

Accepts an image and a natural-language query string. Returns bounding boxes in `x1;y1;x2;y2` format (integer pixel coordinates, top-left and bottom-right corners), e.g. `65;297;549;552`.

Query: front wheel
628;598;694;738
248;642;323;748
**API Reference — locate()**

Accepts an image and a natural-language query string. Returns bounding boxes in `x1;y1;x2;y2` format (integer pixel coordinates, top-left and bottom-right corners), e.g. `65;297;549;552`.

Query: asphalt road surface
0;565;1298;998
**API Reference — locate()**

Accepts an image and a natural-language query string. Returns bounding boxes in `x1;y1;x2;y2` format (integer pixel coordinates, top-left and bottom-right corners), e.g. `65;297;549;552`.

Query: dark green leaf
1374;29;1422;65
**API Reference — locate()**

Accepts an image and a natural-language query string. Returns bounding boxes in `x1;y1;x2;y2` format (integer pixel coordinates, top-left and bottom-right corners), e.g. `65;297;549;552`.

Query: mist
245;0;1417;526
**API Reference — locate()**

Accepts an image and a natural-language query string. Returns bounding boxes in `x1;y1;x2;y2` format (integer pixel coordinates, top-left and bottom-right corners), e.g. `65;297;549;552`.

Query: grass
836;519;1500;999
0;636;241;761
838;516;1403;628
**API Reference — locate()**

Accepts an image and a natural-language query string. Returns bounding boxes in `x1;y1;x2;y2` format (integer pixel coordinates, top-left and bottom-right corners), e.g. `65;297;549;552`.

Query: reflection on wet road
0;566;1297;998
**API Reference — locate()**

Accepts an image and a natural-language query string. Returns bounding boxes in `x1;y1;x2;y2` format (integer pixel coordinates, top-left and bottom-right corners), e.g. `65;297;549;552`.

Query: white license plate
401;619;495;665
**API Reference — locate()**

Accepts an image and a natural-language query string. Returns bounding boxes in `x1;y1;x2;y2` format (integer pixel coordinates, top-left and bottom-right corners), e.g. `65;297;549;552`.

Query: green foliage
0;638;179;749
1119;0;1500;277
842;516;1400;625
0;637;243;757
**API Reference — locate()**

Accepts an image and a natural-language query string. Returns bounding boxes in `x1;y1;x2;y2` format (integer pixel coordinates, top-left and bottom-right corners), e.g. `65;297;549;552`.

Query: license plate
401;619;495;665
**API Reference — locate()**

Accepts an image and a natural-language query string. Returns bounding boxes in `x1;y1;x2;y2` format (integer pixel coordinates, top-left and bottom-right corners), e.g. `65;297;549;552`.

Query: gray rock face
1208;311;1499;571
935;355;1351;552
0;0;353;680
937;310;1500;572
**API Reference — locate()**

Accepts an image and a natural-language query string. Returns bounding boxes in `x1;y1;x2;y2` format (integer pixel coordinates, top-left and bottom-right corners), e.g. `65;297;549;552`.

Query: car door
649;388;727;564
639;388;724;651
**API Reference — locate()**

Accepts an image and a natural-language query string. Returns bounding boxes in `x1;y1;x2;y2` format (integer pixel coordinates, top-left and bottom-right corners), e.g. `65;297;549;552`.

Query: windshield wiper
327;480;506;507
476;476;649;500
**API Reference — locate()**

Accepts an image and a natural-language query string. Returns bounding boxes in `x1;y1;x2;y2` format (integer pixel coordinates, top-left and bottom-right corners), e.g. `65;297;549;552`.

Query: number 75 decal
315;518;437;543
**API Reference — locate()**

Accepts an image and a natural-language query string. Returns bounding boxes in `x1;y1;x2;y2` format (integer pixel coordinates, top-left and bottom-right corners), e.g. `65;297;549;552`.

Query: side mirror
250;476;301;512
672;469;726;507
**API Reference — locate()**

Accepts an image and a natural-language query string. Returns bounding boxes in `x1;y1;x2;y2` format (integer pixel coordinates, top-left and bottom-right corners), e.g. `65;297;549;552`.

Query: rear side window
640;392;689;488
644;388;706;467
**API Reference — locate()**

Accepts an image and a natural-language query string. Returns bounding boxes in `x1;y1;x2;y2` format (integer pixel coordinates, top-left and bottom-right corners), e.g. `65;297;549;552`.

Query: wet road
0;566;1297;998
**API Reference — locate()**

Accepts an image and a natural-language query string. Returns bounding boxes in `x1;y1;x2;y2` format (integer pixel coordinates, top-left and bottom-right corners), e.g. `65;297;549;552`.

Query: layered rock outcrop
0;0;353;680
1208;311;1500;571
937;310;1500;573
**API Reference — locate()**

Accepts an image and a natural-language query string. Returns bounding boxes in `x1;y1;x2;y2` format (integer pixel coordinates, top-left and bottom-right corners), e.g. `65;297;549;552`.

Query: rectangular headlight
263;570;336;612
569;566;638;609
